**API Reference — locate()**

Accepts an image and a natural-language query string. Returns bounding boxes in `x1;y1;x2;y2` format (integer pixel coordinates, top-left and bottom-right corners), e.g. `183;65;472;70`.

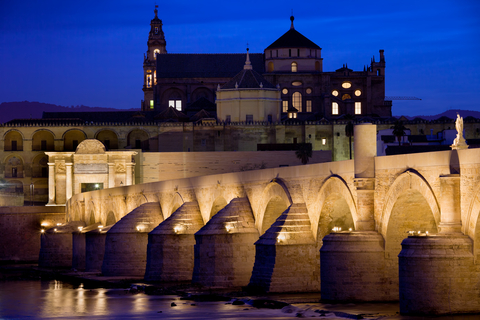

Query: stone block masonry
193;198;259;288
0;206;65;263
101;202;163;276
145;201;204;282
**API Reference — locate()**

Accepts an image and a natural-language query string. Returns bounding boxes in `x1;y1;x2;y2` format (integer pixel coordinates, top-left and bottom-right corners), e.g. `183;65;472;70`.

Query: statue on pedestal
451;113;468;150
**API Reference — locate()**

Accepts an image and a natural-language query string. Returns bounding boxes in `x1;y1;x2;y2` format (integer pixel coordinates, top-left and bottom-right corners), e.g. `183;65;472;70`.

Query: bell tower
142;5;167;111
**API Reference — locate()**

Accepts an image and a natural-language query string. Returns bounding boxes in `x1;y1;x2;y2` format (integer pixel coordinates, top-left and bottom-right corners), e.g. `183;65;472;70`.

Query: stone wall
139;150;331;183
0;206;65;262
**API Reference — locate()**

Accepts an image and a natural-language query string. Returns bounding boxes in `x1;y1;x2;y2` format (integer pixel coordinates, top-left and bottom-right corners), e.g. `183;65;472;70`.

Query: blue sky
1;0;479;116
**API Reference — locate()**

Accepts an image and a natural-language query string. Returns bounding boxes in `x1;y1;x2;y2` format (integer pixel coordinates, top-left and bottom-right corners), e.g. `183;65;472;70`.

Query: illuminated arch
311;175;357;241
379;170;440;239
255;179;292;234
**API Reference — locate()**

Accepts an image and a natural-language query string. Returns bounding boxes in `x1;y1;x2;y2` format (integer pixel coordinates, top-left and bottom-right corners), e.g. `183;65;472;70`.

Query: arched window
268;61;274;72
292;92;302;112
332;102;339;115
154;49;160;59
291;62;298;72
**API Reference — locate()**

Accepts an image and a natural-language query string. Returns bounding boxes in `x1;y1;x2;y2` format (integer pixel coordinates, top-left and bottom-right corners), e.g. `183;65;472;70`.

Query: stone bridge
40;124;480;315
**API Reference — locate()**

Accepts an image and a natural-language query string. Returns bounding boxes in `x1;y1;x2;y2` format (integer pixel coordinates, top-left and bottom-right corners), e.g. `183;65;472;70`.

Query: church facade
142;10;391;121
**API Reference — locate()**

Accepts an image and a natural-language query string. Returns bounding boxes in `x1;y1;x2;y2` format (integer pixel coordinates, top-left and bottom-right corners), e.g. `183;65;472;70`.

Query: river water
0;280;478;319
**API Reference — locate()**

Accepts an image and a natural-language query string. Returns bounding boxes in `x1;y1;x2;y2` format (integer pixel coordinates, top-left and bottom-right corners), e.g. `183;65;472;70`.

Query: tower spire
290;14;295;30
244;46;252;70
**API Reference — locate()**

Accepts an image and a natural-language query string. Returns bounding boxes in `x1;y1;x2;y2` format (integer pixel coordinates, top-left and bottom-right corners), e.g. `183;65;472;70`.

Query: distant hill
0;101;138;123
396;109;480;121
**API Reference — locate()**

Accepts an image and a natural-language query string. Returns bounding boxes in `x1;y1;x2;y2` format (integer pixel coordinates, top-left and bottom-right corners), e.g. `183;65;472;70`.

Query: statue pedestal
451;136;468;150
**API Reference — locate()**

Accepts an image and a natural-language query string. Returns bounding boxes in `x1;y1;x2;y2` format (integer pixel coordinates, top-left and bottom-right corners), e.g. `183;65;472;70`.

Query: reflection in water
0;280;479;319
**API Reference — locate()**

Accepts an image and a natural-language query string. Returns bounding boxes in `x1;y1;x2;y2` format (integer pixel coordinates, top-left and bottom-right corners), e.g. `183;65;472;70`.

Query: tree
391;120;407;146
345;121;354;159
296;143;313;165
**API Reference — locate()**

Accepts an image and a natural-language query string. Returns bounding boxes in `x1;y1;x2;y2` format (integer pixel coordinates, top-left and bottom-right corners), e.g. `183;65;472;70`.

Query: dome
266;16;320;50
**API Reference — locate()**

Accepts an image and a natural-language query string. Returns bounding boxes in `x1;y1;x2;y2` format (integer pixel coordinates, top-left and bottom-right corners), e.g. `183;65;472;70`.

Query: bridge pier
249;203;319;292
320;231;392;300
39;221;85;268
192;198;258;288
144;201;204;282
72;223;101;271
399;234;480;314
101;202;163;276
85;225;112;272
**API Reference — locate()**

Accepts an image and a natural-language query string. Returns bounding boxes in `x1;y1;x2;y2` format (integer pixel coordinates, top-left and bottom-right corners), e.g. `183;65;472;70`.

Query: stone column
354;178;375;231
126;163;133;186
65;163;73;201
108;163;115;188
46;163;56;206
353;123;376;231
438;174;462;233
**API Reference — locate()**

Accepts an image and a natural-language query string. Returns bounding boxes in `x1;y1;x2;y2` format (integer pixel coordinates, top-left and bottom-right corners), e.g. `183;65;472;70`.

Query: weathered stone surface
399;234;480;315
145;201;204;281
193;198;258;288
250;203;319;292
72;223;102;270
39;220;85;268
320;231;391;301
0;206;65;263
85;224;112;272
101;202;163;276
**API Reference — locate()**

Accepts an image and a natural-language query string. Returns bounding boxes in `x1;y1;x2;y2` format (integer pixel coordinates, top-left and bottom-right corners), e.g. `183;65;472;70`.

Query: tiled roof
221;68;277;89
156;53;265;78
187;97;216;113
266;29;320;50
154;107;188;121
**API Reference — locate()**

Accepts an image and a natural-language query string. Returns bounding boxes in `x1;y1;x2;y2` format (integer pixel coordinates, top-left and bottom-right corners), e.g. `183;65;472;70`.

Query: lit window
282;100;288;112
306;88;312;94
355;102;361;114
342;94;351;100
154;49;160;59
306;100;312;112
150;100;154;109
293;92;302;112
168;100;182;111
322;138;326;145
282;88;288;94
332;102;339;115
291;62;298;72
332;90;339;97
154;71;156;84
355;89;362;96
146;74;152;88
342;82;352;89
268;61;274;72
292;81;302;86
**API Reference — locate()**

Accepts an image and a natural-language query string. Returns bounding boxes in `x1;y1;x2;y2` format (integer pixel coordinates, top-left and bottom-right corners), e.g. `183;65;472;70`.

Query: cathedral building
142;9;391;120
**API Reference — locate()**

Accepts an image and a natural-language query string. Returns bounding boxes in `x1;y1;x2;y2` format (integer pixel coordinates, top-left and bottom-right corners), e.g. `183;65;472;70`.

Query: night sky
1;1;479;116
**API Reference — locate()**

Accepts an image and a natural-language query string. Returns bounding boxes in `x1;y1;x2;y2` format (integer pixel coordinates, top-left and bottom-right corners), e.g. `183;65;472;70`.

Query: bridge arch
380;170;439;296
379;170;440;238
105;211;117;226
209;196;227;220
313;175;357;242
465;183;480;262
255;179;292;235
